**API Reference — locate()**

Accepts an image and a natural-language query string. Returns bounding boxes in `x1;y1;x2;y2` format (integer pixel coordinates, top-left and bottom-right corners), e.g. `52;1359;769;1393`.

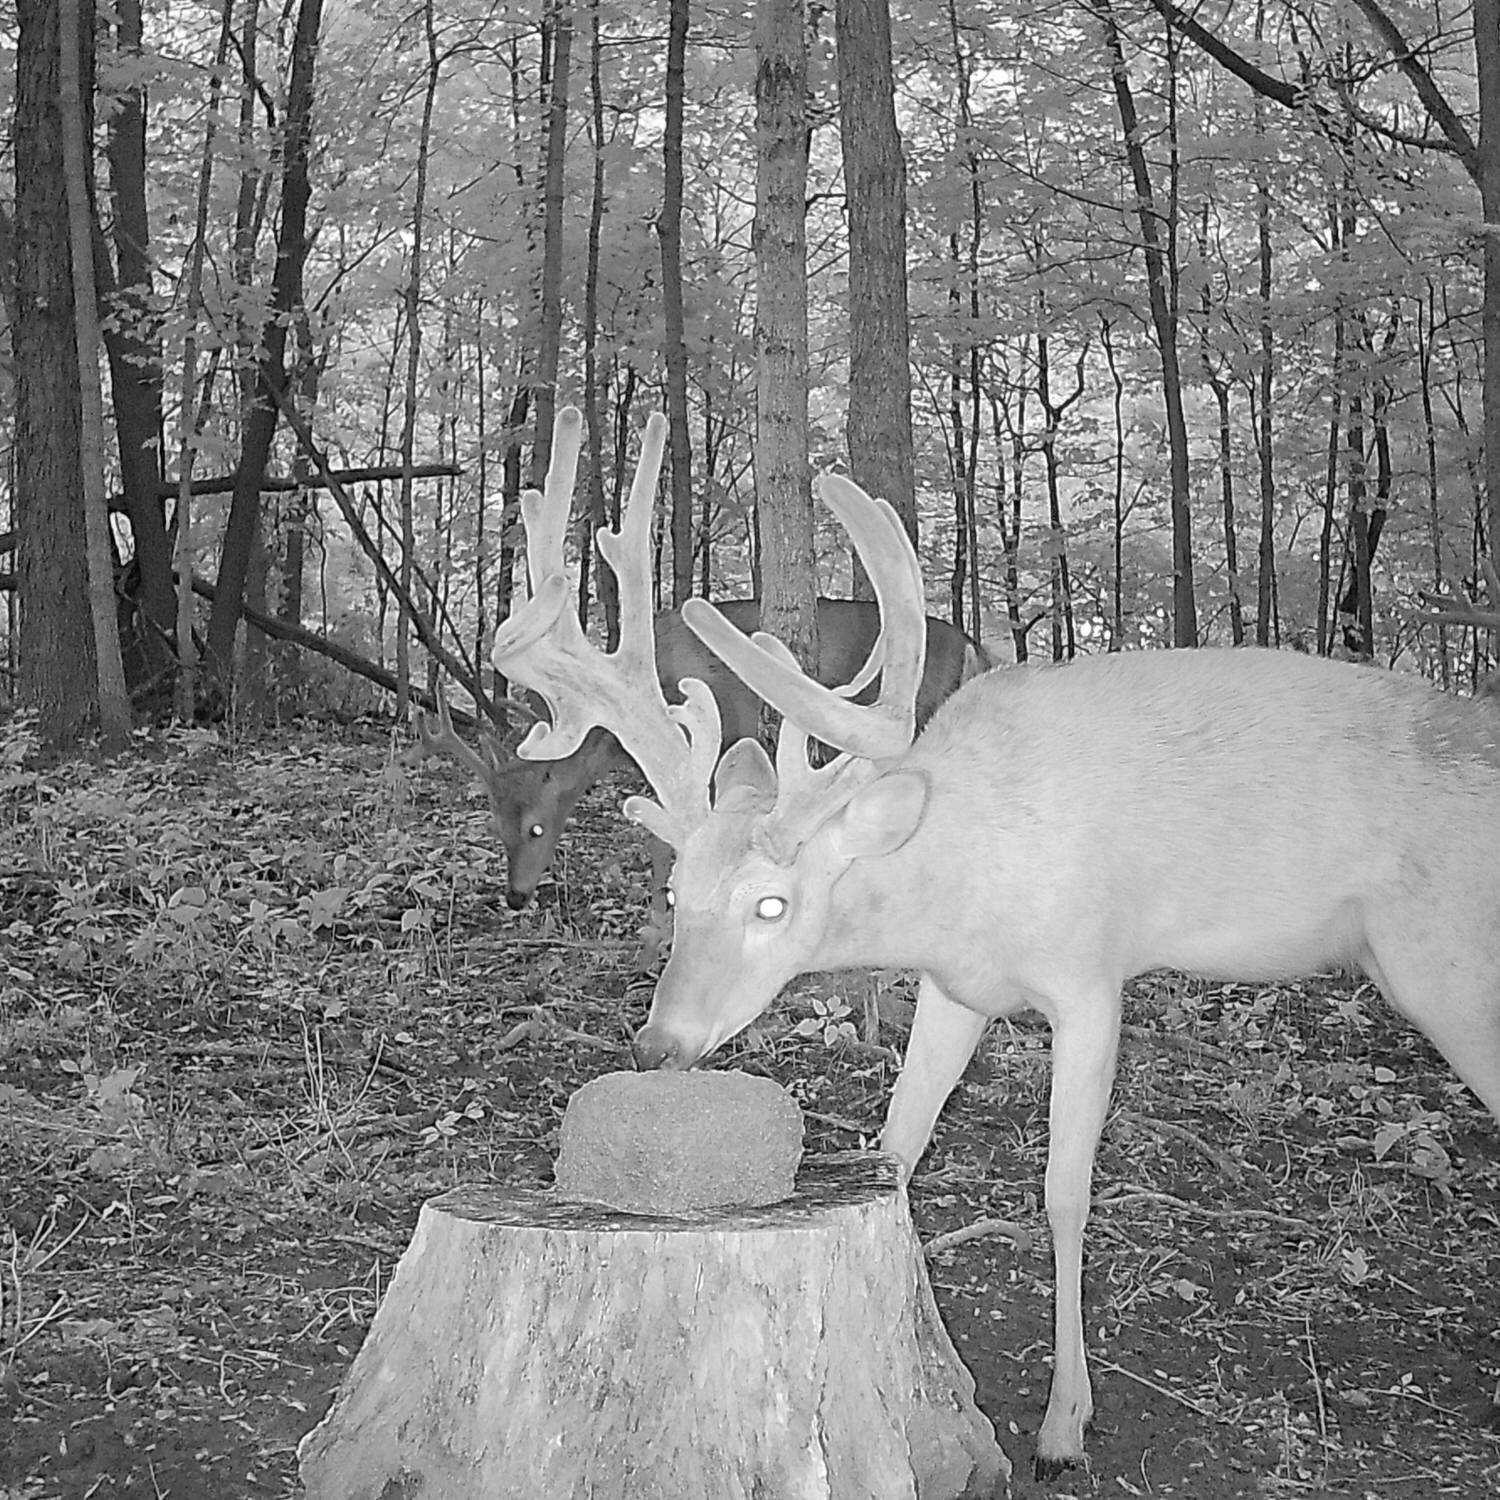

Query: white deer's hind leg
881;974;987;1177
1035;987;1123;1478
1362;923;1500;1124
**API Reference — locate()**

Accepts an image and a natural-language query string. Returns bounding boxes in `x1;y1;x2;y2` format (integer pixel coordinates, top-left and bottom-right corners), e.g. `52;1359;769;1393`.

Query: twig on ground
1095;1182;1311;1231
495;1016;538;1051
924;1216;1035;1257
1118;1109;1249;1182
1091;1357;1231;1424
804;1108;870;1136
1120;1022;1235;1067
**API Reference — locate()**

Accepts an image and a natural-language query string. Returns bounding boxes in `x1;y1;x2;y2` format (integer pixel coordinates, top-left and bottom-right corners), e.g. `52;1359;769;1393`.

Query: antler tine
490;406;721;847
738;635;879;839
407;688;492;779
682;471;927;762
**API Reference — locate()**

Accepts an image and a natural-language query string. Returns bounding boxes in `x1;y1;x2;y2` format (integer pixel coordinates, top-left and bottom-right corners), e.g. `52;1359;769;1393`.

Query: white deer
493;407;1500;1478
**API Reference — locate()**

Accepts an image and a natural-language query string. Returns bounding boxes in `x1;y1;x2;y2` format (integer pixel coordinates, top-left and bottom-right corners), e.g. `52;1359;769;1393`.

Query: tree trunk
60;0;130;746
1096;0;1197;646
204;0;322;685
532;0;572;487
660;0;694;606
393;0;441;717
583;0;615;641
298;1155;1009;1500
1468;0;1500;557
753;0;817;672
836;0;916;553
1100;318;1127;650
101;0;174;678
14;0;95;746
171;0;236;718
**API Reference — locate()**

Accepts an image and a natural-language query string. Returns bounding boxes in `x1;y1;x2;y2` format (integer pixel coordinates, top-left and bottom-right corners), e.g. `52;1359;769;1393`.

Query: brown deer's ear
829;769;929;860
712;737;778;813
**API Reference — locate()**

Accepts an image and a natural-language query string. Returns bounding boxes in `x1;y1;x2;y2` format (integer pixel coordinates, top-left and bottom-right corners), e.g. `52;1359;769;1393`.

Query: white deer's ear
830;769;929;860
712;737;778;813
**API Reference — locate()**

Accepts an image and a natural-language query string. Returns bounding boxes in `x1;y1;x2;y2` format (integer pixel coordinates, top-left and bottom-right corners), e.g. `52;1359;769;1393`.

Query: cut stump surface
298;1152;1010;1500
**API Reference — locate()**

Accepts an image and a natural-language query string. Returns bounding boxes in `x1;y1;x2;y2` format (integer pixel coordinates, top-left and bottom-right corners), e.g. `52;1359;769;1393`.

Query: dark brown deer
413;592;987;912
492;406;1500;1478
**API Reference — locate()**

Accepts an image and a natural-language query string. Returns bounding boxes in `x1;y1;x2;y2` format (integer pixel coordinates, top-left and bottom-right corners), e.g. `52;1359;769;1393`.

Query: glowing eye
527;823;545;839
754;895;788;922
665;889;676;909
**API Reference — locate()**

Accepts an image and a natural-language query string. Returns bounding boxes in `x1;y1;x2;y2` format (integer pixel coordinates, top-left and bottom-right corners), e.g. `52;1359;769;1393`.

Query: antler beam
489;407;721;847
681;472;928;762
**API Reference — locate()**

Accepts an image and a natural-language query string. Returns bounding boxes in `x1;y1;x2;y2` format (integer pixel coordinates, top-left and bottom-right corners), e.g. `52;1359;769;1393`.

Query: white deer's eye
754;895;788;922
665;889;676;909
527;823;545;839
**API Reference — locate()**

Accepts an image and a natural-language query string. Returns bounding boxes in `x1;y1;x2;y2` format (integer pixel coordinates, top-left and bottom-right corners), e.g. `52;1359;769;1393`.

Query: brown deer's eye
754;895;788;922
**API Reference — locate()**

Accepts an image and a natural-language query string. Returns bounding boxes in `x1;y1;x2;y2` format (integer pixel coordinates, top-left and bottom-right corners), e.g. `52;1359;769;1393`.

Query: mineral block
554;1068;805;1214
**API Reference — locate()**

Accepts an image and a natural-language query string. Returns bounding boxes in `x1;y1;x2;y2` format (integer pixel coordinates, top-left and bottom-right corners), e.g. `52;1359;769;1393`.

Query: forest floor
0;718;1497;1500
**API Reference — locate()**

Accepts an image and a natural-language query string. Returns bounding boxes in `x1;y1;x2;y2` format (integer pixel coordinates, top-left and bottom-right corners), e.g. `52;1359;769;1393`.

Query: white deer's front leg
881;974;988;1177
1035;988;1122;1478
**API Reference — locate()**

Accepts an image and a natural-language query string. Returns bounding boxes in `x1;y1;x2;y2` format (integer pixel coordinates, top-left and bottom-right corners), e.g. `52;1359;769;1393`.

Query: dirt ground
1;725;1497;1498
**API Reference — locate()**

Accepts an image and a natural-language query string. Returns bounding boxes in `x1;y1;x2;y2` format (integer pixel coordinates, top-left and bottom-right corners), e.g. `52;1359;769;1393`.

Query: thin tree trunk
1470;0;1500;557
473;297;490;672
394;0;442;717
532;1;572;486
947;231;970;633
753;0;816;671
1418;287;1449;687
583;0;616;646
1035;295;1084;661
60;0;129;744
1316;310;1343;658
101;0;174;672
1195;215;1244;647
172;0;235;718
1253;0;1276;646
1096;0;1197;646
660;0;694;606
1100;319;1127;651
836;0;916;555
204;0;321;684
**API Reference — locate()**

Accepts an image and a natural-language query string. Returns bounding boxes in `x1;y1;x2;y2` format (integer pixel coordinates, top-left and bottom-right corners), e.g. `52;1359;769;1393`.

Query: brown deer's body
491;410;1500;1478
470;599;987;909
641;646;1500;1474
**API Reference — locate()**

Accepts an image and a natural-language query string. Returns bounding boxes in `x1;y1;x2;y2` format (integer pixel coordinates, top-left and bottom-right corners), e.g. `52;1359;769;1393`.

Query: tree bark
298;1156;1010;1500
1253;16;1276;647
1096;0;1197;646
531;1;572;487
836;0;917;555
393;0;441;717
1474;0;1500;556
60;0;131;746
582;0;613;640
101;0;174;674
171;0;236;718
14;0;95;746
660;0;695;606
754;0;817;674
204;0;322;684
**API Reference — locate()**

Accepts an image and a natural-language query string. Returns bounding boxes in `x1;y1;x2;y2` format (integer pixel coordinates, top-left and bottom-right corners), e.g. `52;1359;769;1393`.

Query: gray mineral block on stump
554;1068;804;1214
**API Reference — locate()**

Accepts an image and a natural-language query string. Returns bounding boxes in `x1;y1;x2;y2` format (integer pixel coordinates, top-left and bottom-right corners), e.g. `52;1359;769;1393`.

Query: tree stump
298;1152;1010;1500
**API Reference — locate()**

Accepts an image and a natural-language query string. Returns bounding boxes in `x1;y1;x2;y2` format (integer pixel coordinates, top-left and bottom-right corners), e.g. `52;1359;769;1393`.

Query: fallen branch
1117;1109;1248;1182
1412;556;1500;634
923;1217;1035;1257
